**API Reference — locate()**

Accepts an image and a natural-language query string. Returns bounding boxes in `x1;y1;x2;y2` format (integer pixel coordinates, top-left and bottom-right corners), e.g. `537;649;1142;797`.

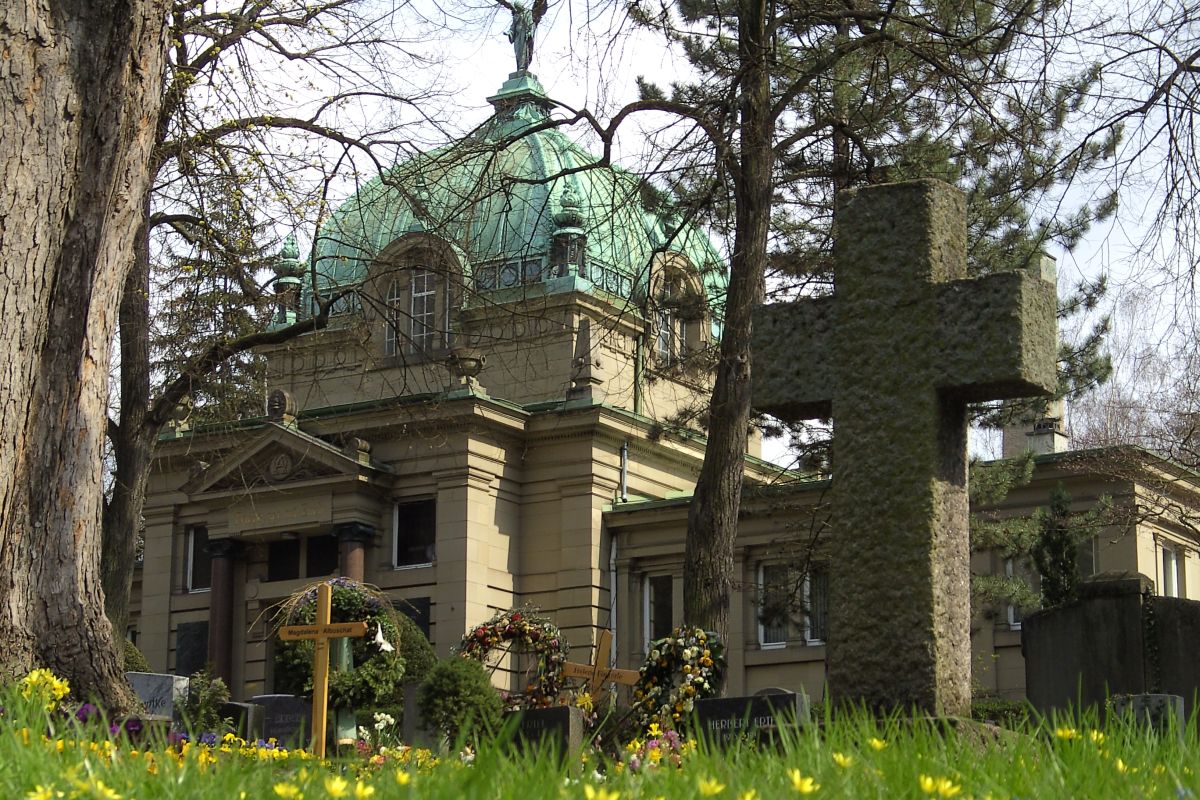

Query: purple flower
75;703;98;723
123;717;143;736
200;731;218;746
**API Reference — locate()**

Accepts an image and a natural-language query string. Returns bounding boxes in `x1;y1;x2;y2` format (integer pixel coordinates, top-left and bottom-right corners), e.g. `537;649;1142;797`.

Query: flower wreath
631;626;726;730
457;607;569;708
272;578;407;709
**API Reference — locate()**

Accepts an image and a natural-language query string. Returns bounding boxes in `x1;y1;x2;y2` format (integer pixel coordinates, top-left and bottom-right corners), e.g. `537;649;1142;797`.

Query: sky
290;0;1192;466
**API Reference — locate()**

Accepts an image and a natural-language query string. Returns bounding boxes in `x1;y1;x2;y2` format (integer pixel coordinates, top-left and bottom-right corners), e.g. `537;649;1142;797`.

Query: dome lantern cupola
271;234;303;328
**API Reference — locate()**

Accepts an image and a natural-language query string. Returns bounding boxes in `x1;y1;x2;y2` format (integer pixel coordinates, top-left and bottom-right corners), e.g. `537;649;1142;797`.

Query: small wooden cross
561;630;639;701
278;582;368;758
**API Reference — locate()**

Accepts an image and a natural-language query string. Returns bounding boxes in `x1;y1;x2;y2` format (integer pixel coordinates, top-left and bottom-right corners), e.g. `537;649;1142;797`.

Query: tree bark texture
0;0;169;709
683;0;773;643
102;207;154;638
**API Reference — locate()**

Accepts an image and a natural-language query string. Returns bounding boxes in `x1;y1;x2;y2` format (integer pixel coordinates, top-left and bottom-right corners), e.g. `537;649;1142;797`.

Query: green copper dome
309;72;727;316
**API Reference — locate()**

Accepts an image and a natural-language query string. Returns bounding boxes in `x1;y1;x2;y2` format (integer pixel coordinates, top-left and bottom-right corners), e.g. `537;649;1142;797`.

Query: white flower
374;712;395;730
372;623;395;653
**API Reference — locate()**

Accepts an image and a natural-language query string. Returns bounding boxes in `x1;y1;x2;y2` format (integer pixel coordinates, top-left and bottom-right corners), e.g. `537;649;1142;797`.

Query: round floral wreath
631;626;726;730
457;607;569;708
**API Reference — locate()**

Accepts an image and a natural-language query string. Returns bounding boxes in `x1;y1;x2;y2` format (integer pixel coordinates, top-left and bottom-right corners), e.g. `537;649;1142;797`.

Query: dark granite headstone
220;701;264;741
1110;694;1185;737
175;621;209;677
401;682;439;750
693;691;810;744
506;705;583;755
251;694;311;748
126;672;189;720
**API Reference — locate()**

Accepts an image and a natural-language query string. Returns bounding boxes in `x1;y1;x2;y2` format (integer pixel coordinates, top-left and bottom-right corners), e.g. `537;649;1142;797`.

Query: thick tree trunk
0;1;169;709
102;206;155;637
683;0;773;641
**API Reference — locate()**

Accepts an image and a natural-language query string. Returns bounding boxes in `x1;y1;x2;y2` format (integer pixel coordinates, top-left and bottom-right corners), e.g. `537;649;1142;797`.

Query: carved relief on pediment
204;445;339;493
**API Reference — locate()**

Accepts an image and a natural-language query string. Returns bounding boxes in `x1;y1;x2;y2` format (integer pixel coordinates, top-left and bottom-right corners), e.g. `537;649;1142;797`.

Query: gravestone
126;672;189;719
251;694;311;747
505;705;583;755
401;682;439;750
220;701;264;741
753;179;1058;715
1110;694;1184;736
693;691;809;745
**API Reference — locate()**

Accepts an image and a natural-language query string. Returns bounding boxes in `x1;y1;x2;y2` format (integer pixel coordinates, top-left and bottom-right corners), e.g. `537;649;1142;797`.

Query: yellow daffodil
868;737;887;751
394;771;412;786
738;790;758;800
354;783;375;799
1053;726;1079;741
1088;730;1106;744
583;786;619;800
832;752;854;768
325;775;350;798
698;777;726;796
918;774;962;798
1115;758;1137;774
789;769;820;794
26;786;63;800
273;784;302;799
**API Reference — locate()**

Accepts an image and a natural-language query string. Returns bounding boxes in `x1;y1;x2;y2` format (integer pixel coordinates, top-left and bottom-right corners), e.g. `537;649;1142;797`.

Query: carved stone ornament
267;388;298;422
268;453;294;481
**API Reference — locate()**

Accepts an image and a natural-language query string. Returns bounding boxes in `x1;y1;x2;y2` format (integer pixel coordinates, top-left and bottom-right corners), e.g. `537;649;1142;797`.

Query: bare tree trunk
103;199;155;637
0;0;168;709
683;0;773;642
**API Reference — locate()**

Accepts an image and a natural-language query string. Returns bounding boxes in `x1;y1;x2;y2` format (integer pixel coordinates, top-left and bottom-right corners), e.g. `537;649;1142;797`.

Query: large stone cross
561;630;640;702
752;179;1058;715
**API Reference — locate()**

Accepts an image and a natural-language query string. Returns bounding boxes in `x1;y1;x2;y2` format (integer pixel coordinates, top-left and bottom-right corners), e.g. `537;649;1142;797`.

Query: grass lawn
3;674;1197;799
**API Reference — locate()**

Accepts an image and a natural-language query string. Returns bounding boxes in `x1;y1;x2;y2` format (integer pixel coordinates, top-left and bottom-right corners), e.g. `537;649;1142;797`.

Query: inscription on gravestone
506;705;583;755
753;179;1057;715
693;692;810;744
126;672;189;719
251;694;311;747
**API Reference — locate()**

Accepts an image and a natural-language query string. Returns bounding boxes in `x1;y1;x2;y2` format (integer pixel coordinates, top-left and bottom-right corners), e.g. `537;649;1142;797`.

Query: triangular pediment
183;423;389;497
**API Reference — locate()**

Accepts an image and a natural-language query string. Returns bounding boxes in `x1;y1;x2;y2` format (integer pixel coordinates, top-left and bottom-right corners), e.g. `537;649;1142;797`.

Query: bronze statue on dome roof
497;0;547;71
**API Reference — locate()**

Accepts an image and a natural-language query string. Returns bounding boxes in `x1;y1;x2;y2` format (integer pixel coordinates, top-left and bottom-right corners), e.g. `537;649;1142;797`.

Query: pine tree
626;0;1117;639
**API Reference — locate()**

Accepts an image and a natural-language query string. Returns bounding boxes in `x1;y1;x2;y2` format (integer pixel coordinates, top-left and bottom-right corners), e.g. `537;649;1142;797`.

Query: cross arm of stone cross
560;630;639;699
753;179;1058;421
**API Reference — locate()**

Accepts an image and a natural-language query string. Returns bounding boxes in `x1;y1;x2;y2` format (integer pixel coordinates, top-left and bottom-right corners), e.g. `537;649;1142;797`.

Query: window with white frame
383;268;443;357
652;272;704;366
758;562;828;647
393;500;436;568
1162;545;1180;598
643;574;674;647
185;524;212;592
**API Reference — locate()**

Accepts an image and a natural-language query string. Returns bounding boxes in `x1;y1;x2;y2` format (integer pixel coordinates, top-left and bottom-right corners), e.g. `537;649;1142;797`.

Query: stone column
205;539;243;688
334;522;375;583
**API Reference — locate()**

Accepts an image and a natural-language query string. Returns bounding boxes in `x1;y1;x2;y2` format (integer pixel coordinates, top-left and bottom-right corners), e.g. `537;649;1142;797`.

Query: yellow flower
789;769;820;794
1088;730;1106;745
273;785;302;800
26;786;63;800
832;752;854;768
698;777;726;796
1115;758;1137;774
583;786;620;800
325;776;350;798
868;737;887;751
91;782;122;800
354;784;375;799
738;791;758;800
394;771;412;786
1054;726;1079;741
918;774;962;798
647;722;663;738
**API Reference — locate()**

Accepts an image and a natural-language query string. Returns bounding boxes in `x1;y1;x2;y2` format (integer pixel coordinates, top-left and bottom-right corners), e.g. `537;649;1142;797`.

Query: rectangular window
1162;546;1180;598
643;575;674;646
1005;557;1025;629
758;563;792;647
267;539;301;582
385;279;403;356
1076;535;1098;580
305;534;339;578
410;270;436;352
393;500;436;568
186;525;212;592
805;562;829;644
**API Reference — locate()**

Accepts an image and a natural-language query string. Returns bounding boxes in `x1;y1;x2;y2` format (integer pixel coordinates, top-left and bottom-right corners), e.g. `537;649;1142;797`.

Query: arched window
653;269;705;366
383;266;446;357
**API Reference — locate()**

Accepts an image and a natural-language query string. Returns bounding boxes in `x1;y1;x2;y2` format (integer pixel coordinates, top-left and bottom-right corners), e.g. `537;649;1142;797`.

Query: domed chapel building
135;52;1200;708
136;61;785;697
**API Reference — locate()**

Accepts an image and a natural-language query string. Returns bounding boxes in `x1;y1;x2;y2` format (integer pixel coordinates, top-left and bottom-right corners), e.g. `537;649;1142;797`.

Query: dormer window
382;265;447;358
652;268;705;366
